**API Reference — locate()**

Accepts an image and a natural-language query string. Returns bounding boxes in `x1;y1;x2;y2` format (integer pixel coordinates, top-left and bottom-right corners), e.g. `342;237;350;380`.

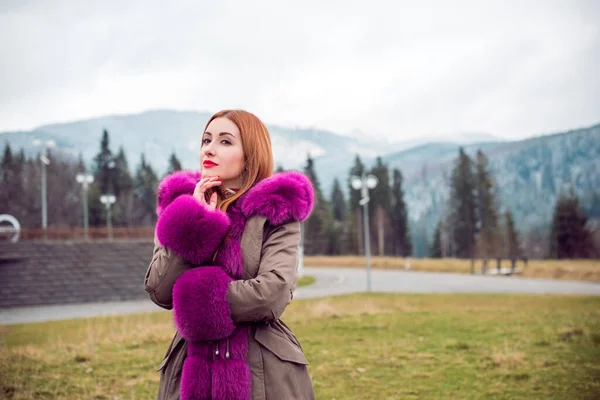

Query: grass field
304;256;600;282
298;275;316;287
1;293;599;399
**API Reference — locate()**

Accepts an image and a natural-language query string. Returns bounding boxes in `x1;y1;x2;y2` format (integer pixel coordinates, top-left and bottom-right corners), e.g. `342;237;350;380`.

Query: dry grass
304;256;600;282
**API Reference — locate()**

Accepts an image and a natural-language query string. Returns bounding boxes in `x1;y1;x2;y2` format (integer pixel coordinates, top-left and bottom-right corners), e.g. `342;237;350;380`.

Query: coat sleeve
227;221;301;323
144;236;194;310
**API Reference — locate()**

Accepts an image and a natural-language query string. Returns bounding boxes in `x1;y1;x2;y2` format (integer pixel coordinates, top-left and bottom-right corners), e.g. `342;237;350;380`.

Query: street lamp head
100;194;117;205
366;175;379;189
351;176;363;190
76;173;94;184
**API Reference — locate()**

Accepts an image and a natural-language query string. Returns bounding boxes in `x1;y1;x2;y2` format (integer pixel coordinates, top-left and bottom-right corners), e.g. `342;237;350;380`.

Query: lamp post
351;173;378;292
100;194;116;240
32;139;55;240
298;222;305;277
76;173;94;240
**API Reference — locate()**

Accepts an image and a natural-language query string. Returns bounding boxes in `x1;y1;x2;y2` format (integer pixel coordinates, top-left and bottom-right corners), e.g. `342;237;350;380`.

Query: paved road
1;267;598;325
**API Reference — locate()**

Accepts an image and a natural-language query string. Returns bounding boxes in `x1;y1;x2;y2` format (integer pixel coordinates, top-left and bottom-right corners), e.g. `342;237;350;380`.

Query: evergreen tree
166;151;183;175
391;168;412;256
448;147;477;258
0;143;26;222
330;178;346;222
348;155;365;211
113;147;134;226
549;191;596;258
275;164;285;173
328;178;346;255
340;209;359;255
347;155;366;254
369;157;392;255
132;153;159;226
504;210;521;259
475;150;500;258
93;129;115;195
303;154;330;255
431;221;442;258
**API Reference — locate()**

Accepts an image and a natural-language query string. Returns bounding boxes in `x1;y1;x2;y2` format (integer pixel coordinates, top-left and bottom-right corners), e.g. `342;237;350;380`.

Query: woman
144;109;316;400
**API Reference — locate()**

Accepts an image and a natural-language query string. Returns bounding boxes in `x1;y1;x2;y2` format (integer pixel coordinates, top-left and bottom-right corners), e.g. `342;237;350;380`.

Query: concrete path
1;267;598;325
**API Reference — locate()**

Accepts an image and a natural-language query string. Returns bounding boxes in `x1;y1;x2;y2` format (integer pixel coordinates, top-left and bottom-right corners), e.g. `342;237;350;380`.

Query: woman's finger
200;180;222;192
208;192;218;211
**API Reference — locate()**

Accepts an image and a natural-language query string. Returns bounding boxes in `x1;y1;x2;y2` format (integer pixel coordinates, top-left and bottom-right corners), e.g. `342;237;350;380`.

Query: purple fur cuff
173;267;235;341
156;170;201;216
155;195;230;265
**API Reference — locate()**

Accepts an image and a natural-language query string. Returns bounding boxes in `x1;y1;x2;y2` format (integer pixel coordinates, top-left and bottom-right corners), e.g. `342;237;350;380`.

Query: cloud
0;0;598;141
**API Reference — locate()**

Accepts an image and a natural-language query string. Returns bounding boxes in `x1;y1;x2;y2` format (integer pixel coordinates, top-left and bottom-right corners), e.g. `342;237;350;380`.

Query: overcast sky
0;0;598;141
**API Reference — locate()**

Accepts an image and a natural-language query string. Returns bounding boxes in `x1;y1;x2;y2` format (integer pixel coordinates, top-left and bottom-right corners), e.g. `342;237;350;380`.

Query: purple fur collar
156;170;314;225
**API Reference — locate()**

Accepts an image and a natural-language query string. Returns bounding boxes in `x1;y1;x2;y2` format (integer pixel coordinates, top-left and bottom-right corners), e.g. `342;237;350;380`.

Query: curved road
295;267;600;299
1;267;598;325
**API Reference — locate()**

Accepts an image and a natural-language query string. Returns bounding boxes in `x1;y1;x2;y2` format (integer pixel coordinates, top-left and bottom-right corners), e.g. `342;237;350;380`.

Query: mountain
388;124;600;255
2;110;599;247
0;109;386;191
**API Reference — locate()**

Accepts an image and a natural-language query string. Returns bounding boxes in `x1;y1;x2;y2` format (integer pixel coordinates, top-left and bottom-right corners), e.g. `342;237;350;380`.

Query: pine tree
448;147;477;258
347;155;366;254
303;154;330;255
391;168;412;256
348;155;365;211
369;157;392;255
113;147;134;226
0;143;26;223
431;221;442;258
330;178;346;222
1;142;13;184
93;129;115;195
549;191;596;258
475;150;500;259
132;153;159;226
275;165;285;173
340;209;359;255
504;210;521;259
327;178;346;255
166;152;183;175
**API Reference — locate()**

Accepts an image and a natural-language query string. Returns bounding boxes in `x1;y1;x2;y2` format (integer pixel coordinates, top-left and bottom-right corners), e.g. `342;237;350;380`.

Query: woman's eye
221;140;231;145
202;138;211;144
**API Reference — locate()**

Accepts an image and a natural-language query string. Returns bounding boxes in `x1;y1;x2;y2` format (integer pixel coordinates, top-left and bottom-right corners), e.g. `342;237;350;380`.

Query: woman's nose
203;143;216;156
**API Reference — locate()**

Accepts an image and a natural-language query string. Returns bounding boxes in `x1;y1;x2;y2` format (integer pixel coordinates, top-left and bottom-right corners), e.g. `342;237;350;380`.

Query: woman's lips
203;161;218;168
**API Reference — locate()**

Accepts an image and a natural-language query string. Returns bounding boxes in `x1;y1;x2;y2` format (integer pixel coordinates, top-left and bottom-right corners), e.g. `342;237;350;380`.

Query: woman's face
201;117;245;188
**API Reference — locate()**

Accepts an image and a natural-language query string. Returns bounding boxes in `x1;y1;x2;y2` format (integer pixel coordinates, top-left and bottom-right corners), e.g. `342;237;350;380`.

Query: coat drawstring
209;339;230;360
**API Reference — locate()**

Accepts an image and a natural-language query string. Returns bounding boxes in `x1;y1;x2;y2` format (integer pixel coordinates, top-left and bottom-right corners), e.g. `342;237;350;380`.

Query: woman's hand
193;176;221;211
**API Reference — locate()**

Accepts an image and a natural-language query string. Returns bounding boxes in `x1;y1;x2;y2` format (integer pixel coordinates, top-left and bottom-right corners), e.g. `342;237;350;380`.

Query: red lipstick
203;160;218;168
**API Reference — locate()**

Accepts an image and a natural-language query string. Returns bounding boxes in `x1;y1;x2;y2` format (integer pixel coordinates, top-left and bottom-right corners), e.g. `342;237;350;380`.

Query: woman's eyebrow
204;131;236;138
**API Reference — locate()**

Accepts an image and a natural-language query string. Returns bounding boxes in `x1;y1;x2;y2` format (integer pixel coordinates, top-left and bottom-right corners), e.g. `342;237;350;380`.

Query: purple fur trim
241;171;314;225
214;237;244;278
156;170;201;216
186;327;248;361
155;195;230;265
212;359;252;400
180;357;211;400
173;267;235;341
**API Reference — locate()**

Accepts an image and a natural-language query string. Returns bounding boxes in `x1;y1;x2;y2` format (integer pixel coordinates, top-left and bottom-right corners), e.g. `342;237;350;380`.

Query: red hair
203;110;274;212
